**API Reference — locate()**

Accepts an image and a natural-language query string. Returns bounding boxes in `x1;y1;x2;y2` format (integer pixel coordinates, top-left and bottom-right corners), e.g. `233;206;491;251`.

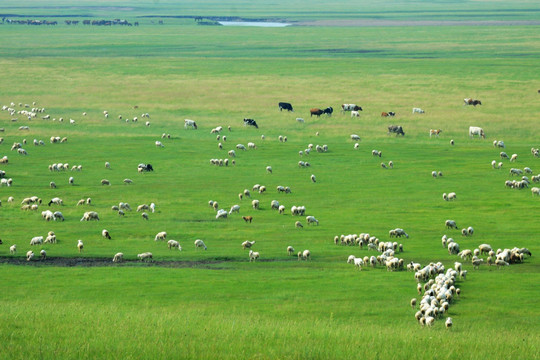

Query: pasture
0;1;539;359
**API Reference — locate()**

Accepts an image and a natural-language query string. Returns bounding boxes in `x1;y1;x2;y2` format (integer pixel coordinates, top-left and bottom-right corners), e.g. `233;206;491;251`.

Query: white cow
469;126;485;139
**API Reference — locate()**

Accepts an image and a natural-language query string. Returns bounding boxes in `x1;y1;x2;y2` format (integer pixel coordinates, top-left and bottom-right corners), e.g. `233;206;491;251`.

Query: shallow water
218;21;291;27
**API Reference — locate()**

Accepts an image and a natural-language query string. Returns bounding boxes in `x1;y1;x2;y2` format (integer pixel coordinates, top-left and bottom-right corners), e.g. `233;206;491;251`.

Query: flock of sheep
1;97;537;330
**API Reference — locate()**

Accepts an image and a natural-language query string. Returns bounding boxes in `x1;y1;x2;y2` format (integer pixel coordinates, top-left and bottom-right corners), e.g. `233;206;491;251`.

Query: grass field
0;1;539;359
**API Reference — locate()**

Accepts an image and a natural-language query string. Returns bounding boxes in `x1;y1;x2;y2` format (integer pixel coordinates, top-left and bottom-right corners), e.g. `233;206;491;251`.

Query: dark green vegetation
0;1;539;359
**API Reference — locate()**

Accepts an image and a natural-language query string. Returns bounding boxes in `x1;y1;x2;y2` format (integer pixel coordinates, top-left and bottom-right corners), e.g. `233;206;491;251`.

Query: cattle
351;111;360;117
429;129;442;138
464;98;482;106
388;125;405;136
310;108;324;117
381;112;396;117
342;104;362;112
323;107;333;116
243;119;258;128
184;119;197;129
278;102;293;112
469;126;485;139
412;108;425;114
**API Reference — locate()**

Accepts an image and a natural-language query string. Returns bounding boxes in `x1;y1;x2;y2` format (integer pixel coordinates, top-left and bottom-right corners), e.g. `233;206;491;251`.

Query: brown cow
310;108;324;117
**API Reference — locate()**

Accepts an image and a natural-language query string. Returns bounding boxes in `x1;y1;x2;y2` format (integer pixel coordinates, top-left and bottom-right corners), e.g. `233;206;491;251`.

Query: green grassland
0;2;539;359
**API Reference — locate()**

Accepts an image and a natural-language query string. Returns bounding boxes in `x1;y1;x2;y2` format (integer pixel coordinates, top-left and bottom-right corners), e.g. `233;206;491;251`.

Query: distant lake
218;21;291;27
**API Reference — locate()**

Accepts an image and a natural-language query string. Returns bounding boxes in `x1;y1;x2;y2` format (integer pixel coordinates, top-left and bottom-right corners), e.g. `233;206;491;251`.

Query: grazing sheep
500;152;509;159
411;298;417;309
216;209;228;219
266;166;272;174
102;229;111;240
450;139;454;145
295;221;303;228
154;231;167;241
26;250;35;261
167;240;182;251
251;199;259;210
137;204;149;212
53;211;64;221
249;250;260;262
194;239;207;250
242;240;255;249
69;177;74;185
101;179;111;186
40;249;46;260
242;216;253;223
137;252;153;262
447;192;456;200
351;134;361;141
229;204;240;214
48;197;63;206
472;258;483;269
30;236;43;246
50;181;57;189
306;216;319;225
113;252;124;262
10;244;17;254
310;174;316;183
123;178;133;184
80;211;99;221
372;150;382;157
287;246;295;256
77;239;84;253
271;200;280;210
510;154;518;162
105;162;110;169
445;317;453;329
155;141;164;147
299;249;311;261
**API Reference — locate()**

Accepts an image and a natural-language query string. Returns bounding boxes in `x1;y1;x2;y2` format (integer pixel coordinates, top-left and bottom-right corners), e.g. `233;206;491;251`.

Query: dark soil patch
0;256;296;268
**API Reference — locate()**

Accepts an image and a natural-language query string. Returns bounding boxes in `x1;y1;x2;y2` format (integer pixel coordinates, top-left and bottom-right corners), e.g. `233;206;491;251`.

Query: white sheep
295;221;303;228
53;211;64;221
351;134;361;141
102;229;112;240
10;244;16;254
287;246;295;255
194;239;207;250
266;165;272;174
510;154;518;162
154;231;167;241
242;240;255;249
299;249;311;261
445;220;457;229
77;239;84;253
248;250;260;262
113;252;124;262
40;249;47;260
26;250;34;261
310;174;316;183
229;204;240;214
137;252;153;262
252;199;260;210
306;216;319;225
80;211;99;221
155;141;164;147
105;161;111;169
30;236;43;246
167;239;182;251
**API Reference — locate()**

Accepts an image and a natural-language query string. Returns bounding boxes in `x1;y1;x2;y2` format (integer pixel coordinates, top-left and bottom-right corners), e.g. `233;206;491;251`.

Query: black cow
323;107;333;116
243;118;258;128
388;125;405;136
278;102;293;112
